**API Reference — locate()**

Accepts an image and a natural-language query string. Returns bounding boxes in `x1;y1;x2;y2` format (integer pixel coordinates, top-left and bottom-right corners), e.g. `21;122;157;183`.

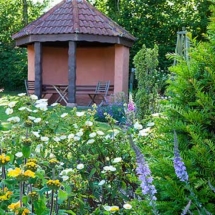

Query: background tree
0;0;50;90
90;0;213;70
133;44;159;119
139;4;215;213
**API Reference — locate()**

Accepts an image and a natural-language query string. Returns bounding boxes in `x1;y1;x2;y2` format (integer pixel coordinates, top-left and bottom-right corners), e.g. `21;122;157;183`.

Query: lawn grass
0;91;115;131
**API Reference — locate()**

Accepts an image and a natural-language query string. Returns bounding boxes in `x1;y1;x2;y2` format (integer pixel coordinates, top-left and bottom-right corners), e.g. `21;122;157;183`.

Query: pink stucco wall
27;43;130;104
27;45;115;85
114;45;129;95
27;45;35;81
42;47;68;84
76;47;114;85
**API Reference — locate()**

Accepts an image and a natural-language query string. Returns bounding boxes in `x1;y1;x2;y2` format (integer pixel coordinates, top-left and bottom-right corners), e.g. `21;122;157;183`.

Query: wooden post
34;42;42;98
68;41;77;104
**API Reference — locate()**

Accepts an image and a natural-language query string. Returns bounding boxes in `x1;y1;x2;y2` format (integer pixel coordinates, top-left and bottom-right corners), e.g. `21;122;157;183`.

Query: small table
52;84;68;104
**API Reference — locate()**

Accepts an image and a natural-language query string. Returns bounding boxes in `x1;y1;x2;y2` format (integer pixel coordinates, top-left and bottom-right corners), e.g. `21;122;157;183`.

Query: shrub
137;5;215;214
95;92;127;123
133;44;160;119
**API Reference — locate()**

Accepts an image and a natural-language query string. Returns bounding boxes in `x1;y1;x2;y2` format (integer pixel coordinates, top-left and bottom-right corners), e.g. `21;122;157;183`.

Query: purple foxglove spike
129;135;157;201
173;131;189;182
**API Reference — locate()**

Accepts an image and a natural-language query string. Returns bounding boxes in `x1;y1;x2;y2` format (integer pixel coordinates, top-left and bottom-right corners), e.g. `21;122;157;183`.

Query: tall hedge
143;5;215;214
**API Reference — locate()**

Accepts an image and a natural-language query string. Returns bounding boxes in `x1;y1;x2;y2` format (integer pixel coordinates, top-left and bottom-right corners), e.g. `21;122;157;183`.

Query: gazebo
12;0;136;106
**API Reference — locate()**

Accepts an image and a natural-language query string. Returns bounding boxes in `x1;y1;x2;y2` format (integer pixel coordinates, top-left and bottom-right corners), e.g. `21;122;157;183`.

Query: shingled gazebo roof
12;0;136;47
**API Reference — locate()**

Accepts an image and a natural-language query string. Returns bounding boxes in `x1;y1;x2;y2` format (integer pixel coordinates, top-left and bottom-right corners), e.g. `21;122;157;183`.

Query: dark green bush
0;44;27;90
140;5;215;214
95;102;125;123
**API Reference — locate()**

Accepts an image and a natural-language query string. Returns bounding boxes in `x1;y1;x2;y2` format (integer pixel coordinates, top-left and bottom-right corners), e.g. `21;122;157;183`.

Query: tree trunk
22;0;28;26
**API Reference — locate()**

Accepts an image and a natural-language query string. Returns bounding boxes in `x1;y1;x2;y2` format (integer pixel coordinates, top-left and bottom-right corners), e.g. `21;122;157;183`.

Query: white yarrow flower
123;203;132;209
133;121;143;130
7;116;20;123
152;113;160;117
98;180;106;186
61;113;68;118
53;137;61;142
97;130;104;136
77;164;84;170
18;93;26;97
89;132;96;138
19;107;26;111
112;157;122;163
62;176;69;181
103;165;116;172
85;120;93;126
76;111;85;117
139;127;151;136
26;108;33;112
76;130;83;137
35;103;48;111
15;152;23;158
60;168;73;176
5;108;13;115
60;135;67;140
74;136;80;141
34;118;41;123
35;144;43;153
30;95;38;100
32;131;40;138
41;136;49;142
87;139;95;144
147;122;155;127
49;153;55;158
51;103;58;107
68;133;75;140
28;116;36;120
8;101;16;108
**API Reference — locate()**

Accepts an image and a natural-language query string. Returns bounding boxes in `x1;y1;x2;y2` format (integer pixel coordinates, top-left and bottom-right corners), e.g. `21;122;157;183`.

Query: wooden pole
68;41;77;104
34;42;42;98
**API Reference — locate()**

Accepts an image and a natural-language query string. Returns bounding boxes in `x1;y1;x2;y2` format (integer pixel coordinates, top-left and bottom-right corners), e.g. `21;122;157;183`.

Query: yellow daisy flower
8;168;22;177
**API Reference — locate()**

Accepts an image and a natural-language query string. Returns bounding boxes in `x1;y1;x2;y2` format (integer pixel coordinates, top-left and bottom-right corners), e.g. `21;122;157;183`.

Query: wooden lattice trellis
173;27;190;65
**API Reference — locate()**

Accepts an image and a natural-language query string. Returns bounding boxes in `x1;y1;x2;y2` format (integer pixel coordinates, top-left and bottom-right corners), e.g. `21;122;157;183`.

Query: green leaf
88;168;96;180
38;186;50;196
65;210;76;215
58;189;68;204
22;195;28;205
22;146;31;158
33;198;49;215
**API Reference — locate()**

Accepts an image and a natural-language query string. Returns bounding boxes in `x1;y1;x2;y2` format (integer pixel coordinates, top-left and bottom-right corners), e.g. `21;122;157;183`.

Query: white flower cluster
7;116;20;123
102;165;116;172
35;99;48;111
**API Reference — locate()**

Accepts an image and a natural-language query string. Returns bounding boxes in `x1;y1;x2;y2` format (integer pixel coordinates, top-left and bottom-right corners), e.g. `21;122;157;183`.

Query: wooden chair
24;80;35;95
88;81;110;106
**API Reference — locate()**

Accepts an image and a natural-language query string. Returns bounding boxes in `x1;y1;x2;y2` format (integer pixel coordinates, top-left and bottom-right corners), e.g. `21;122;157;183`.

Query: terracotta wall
27;45;35;81
27;45;115;85
42;47;68;84
27;44;130;104
114;45;130;95
76;47;114;85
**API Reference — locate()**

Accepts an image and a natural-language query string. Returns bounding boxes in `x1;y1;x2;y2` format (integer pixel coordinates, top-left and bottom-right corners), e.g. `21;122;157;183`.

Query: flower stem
20;182;23;207
49;189;54;215
2;166;6;190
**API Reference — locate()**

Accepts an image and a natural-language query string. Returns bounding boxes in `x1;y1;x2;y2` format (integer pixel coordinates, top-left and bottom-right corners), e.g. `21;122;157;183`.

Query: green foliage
95;92;127;123
0;44;27;90
0;94;139;214
136;4;215;214
0;0;50;90
91;0;213;69
133;44;159;119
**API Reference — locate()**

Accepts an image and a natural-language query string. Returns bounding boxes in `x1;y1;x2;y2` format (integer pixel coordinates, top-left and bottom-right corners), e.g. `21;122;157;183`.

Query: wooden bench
25;80;114;105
